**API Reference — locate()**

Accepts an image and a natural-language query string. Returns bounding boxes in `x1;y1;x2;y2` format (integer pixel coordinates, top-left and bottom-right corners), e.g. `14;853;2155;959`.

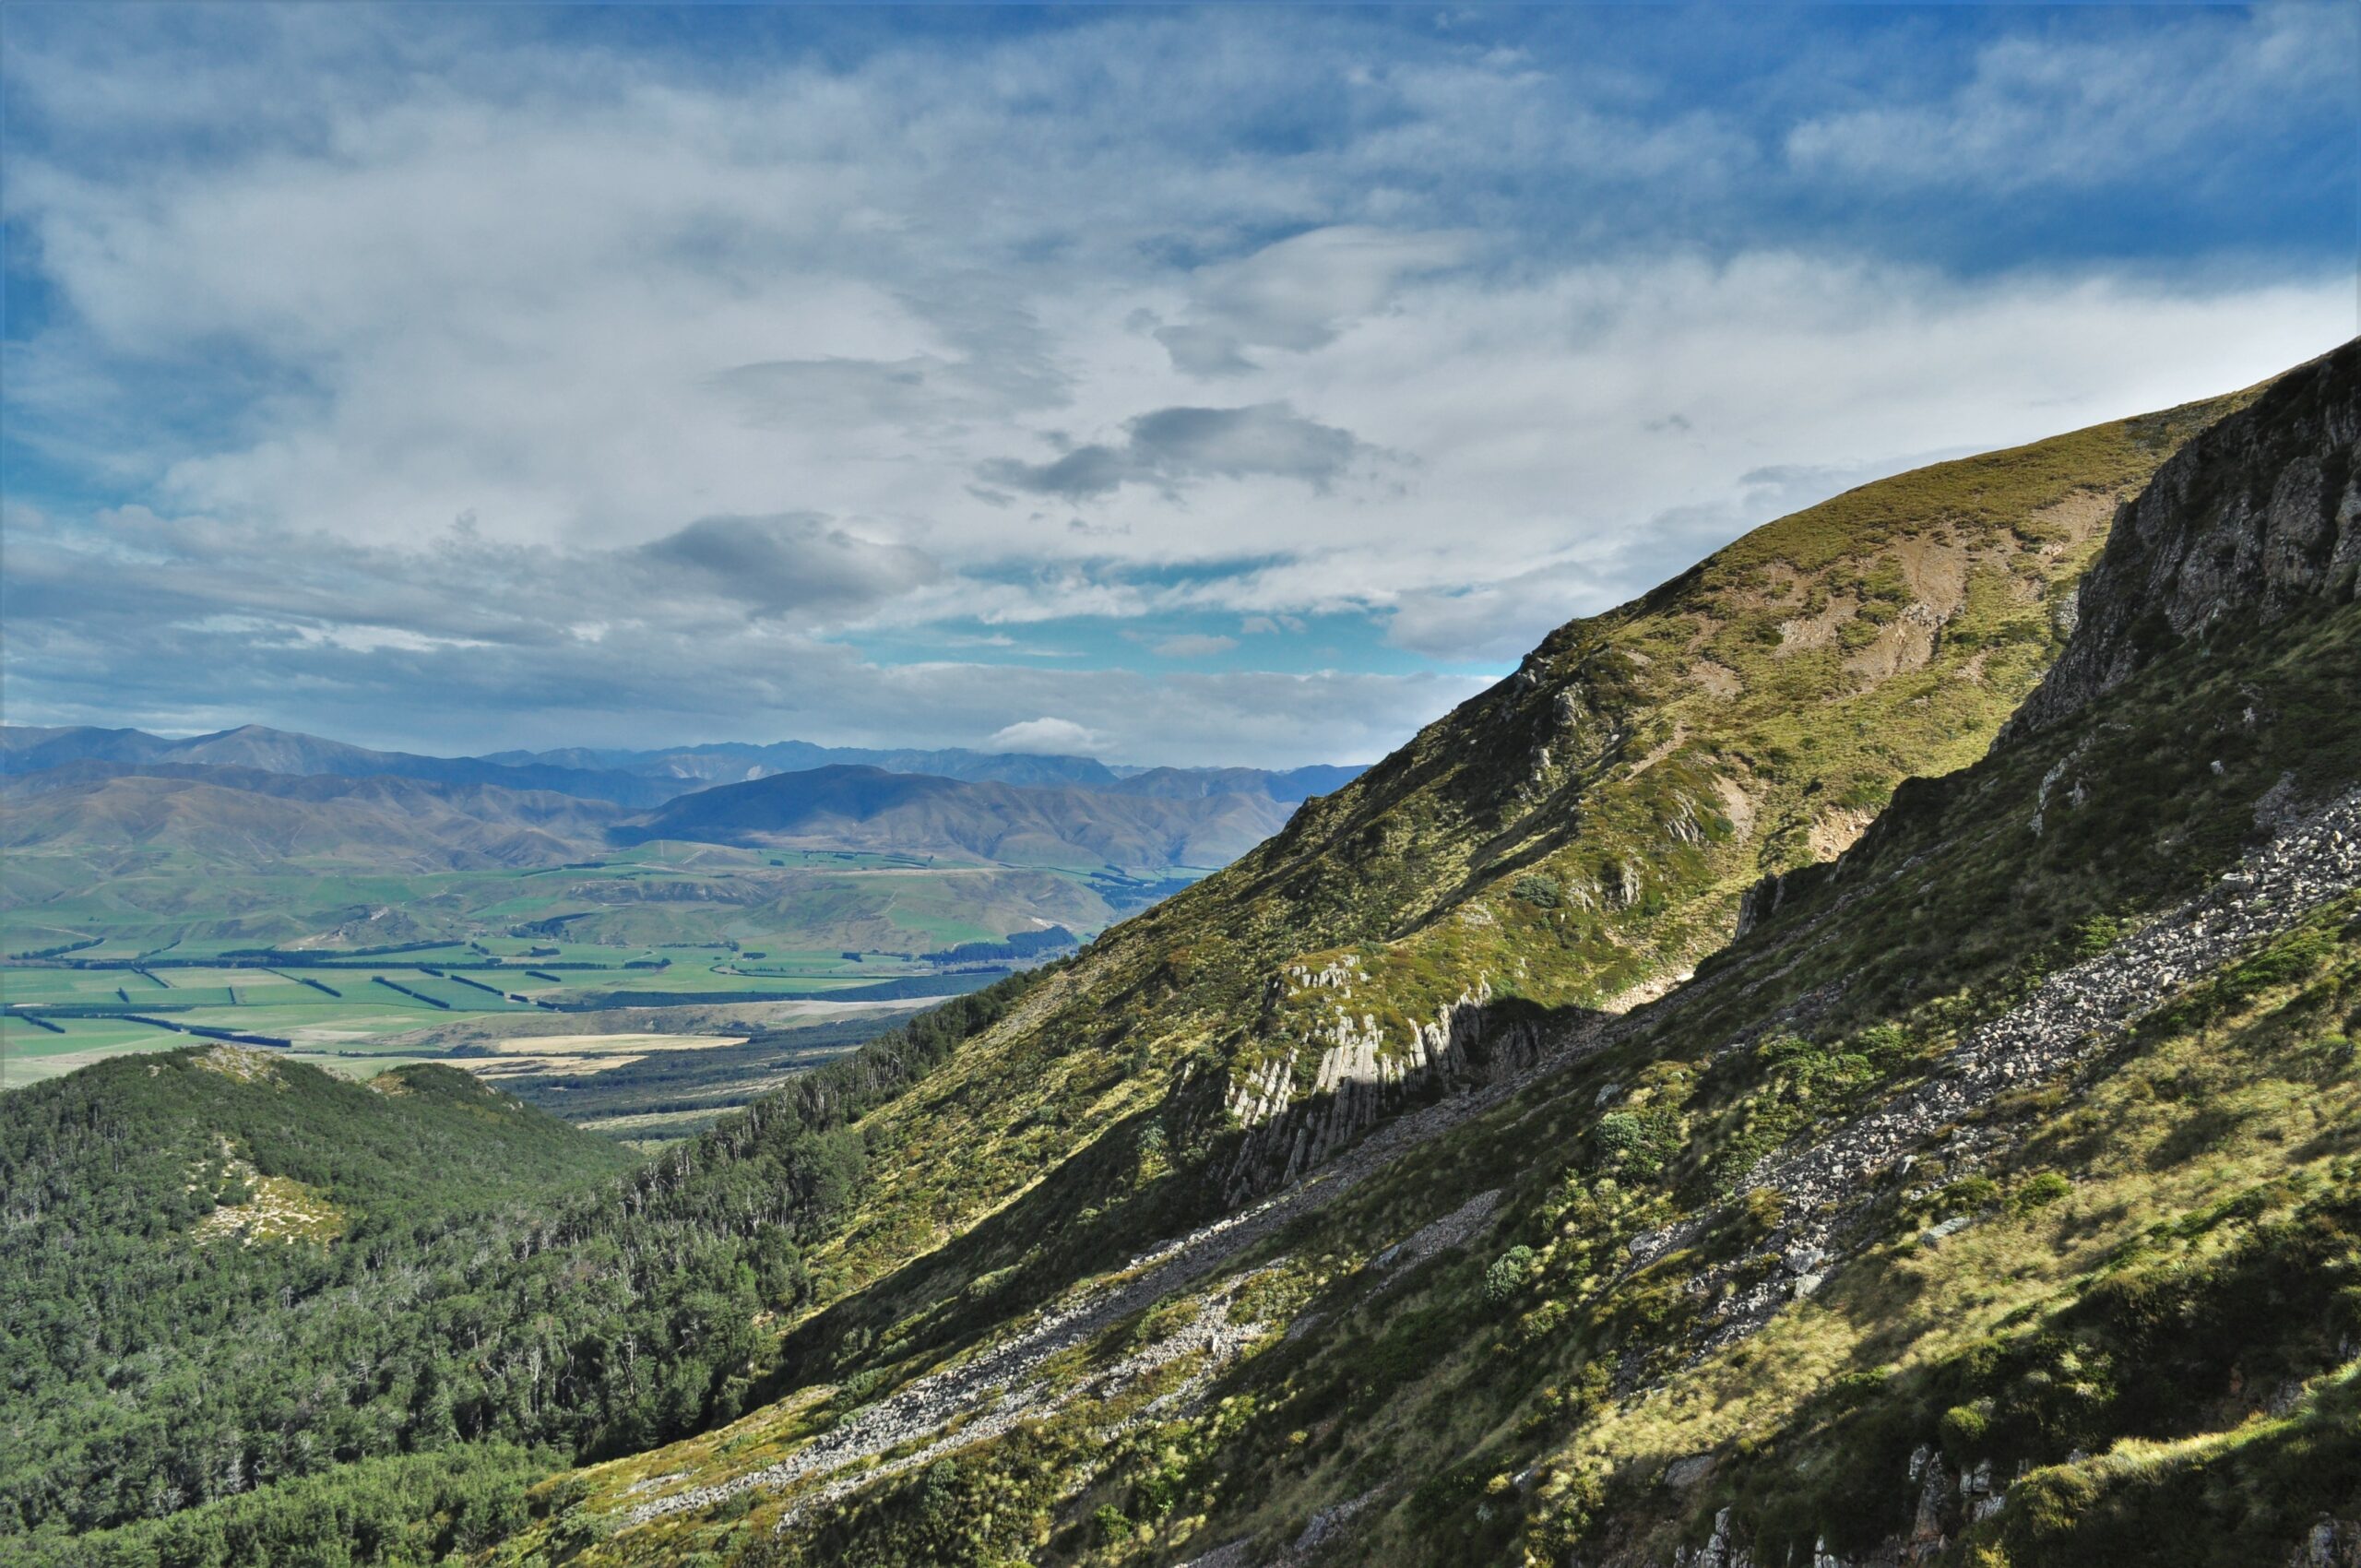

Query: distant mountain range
612;764;1291;870
482;739;1362;802
0;760;629;871
485;739;1125;790
4;724;1364;809
0;725;1361;874
0;724;682;807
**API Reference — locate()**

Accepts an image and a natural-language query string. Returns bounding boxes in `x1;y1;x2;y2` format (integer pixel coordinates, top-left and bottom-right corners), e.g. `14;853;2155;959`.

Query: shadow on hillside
753;1089;1233;1409
749;1000;1608;1414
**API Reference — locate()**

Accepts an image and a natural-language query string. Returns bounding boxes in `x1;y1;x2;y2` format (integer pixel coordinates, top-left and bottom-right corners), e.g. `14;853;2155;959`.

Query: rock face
2291;1518;2361;1568
2008;338;2360;740
1219;974;1561;1202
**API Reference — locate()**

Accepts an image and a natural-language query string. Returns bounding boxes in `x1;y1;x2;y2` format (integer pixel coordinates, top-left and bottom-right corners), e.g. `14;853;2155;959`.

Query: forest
0;968;1047;1564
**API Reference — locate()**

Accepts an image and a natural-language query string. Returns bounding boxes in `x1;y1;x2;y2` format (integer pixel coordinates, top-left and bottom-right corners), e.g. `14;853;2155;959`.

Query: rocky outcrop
2008;338;2360;739
619;1023;1616;1535
1220;974;1560;1202
2291;1518;2361;1568
1732;871;1791;939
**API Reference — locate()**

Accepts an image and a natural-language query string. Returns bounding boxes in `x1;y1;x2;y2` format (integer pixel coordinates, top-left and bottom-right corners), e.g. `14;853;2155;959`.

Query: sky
2;4;2355;767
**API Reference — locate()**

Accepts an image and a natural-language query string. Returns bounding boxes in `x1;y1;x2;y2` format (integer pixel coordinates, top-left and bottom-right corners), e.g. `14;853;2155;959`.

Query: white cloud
1786;3;2358;190
1149;225;1470;375
982;717;1105;755
1150;634;1241;659
979;403;1375;500
3;6;2352;765
637;514;941;619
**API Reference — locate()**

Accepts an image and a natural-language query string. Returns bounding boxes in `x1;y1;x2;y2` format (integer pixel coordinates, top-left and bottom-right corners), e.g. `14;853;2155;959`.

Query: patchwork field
0;831;1161;1114
0;839;1185;958
0;837;1175;1132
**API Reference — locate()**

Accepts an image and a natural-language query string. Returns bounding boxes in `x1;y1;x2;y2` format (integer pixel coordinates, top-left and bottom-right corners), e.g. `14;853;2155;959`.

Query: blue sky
3;3;2354;766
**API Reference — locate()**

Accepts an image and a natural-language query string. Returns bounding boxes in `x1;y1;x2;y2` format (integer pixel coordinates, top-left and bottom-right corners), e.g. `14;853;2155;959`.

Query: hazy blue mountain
0;759;626;869
483;740;1121;790
0;724;682;807
489;740;1365;800
611;763;1293;871
1104;762;1365;802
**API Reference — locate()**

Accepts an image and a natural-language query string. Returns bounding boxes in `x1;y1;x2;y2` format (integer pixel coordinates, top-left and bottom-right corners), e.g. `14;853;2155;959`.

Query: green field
0;837;1188;1118
0;945;990;1087
0;839;1173;961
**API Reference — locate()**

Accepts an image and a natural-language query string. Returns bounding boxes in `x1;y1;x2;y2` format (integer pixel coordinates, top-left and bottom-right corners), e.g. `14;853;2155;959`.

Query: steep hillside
0;761;624;869
613;765;1294;872
615;381;2245;1365
513;352;2359;1566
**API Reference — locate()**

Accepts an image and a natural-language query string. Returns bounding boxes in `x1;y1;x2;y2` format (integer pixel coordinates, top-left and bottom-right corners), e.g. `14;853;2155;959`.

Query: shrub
1594;1109;1682;1178
2012;1172;2072;1213
1484;1245;1536;1305
1513;874;1563;909
2071;914;2129;957
1938;1176;2002;1216
1940;1400;1993;1453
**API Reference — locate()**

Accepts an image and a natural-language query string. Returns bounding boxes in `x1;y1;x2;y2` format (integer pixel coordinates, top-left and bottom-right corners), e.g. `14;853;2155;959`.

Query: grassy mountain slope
6;364;2316;1567
516;348;2359;1566
651;386;2246;1372
613;765;1293;873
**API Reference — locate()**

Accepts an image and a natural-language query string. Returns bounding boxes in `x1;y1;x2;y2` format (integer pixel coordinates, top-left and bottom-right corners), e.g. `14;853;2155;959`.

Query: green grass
505;382;2361;1568
0;843;1140;988
690;386;2248;1355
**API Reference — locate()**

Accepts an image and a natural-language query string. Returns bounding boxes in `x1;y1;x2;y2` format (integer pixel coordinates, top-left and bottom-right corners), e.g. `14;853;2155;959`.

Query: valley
5;346;2355;1568
11;12;2352;1566
0;748;1291;1112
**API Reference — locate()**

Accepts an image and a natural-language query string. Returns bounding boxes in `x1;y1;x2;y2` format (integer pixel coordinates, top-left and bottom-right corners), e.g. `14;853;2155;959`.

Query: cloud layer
3;6;2352;764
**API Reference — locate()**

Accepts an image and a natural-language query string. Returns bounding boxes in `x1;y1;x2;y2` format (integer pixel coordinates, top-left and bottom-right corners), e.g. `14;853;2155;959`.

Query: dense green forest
0;969;1047;1558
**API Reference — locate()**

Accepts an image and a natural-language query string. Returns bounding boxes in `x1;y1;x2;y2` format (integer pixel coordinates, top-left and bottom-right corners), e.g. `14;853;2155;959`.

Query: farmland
0;837;1174;1132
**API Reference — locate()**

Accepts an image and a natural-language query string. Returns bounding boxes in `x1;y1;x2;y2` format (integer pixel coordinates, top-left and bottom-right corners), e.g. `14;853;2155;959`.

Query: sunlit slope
526;348;2356;1568
773;385;2249;1314
502;382;2263;1558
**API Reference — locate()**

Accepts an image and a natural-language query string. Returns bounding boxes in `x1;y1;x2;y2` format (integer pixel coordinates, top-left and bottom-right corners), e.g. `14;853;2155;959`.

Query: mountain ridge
523;344;2358;1568
0;724;686;808
0;759;630;870
611;764;1297;872
15;352;2359;1568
